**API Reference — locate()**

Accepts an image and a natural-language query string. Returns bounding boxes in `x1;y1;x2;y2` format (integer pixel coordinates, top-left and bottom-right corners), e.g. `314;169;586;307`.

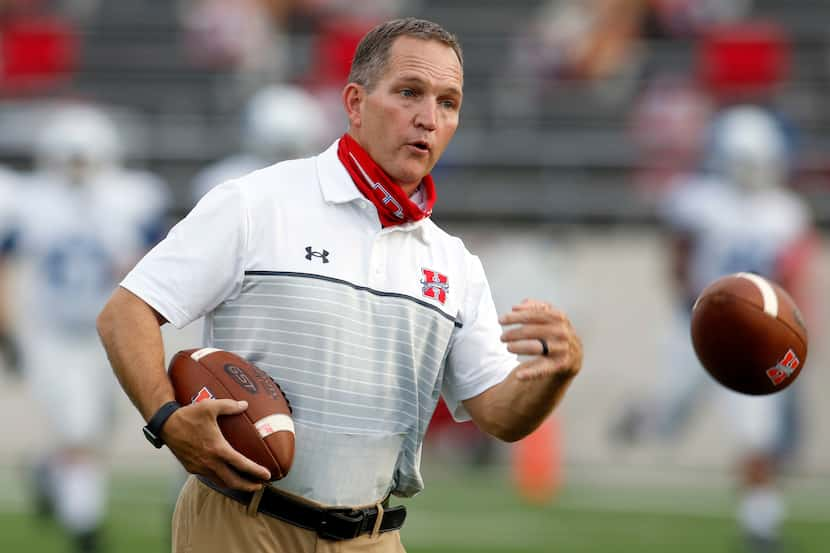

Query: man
1;102;170;553
614;105;817;553
97;18;583;553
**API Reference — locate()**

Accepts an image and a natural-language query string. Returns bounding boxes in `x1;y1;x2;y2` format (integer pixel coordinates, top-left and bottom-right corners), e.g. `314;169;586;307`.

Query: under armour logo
305;246;330;263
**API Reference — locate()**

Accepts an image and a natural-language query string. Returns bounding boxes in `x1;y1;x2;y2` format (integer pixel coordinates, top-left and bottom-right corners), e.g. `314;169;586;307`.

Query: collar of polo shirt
317;140;433;245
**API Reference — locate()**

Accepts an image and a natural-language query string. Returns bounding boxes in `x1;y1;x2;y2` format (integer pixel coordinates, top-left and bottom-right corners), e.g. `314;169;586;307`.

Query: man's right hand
96;288;271;489
160;398;271;491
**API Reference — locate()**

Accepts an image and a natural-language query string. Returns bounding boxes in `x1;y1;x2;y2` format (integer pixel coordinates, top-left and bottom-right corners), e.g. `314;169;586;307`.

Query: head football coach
97;17;583;553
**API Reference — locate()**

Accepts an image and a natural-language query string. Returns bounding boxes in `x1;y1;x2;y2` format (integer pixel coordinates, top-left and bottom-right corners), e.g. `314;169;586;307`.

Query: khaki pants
172;476;406;553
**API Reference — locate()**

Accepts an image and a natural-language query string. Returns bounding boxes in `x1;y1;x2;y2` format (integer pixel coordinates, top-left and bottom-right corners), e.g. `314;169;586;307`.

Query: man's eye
400;89;416;98
441;100;457;109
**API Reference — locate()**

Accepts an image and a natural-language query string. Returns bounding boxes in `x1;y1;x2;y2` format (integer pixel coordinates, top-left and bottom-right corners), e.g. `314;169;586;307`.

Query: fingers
166;399;272;490
501;323;568;343
207;400;272;483
499;302;567;326
220;441;272;482
499;311;557;325
499;299;572;349
504;338;569;357
499;299;580;379
512;299;553;312
211;461;267;492
179;438;270;492
211;398;250;416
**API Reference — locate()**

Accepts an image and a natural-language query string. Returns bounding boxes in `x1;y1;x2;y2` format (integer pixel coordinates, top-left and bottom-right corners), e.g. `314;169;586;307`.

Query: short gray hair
347;18;463;91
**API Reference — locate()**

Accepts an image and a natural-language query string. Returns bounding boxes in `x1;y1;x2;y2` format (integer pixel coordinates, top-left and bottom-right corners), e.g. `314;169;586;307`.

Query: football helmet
241;85;328;162
34;104;122;184
708;105;789;191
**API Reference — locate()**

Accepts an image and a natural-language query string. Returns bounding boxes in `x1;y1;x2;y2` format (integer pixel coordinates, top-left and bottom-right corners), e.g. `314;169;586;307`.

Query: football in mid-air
690;272;808;395
168;348;294;480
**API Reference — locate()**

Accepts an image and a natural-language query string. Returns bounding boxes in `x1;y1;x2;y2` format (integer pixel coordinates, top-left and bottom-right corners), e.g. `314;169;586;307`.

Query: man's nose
415;101;438;131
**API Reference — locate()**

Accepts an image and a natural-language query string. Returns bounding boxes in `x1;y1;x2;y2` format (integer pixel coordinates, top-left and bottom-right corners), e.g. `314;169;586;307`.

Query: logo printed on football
168;348;294;480
766;349;800;386
252;366;291;407
191;386;214;404
224;364;259;394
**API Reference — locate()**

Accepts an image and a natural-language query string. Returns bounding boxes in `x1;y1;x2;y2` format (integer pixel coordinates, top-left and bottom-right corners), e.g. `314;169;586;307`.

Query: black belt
197;476;406;541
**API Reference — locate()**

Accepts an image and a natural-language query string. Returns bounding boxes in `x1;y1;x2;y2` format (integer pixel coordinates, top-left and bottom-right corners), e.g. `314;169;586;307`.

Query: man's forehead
386;37;463;85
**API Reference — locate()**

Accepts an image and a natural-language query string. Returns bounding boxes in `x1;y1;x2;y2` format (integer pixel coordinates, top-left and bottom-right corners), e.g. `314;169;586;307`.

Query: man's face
348;36;463;190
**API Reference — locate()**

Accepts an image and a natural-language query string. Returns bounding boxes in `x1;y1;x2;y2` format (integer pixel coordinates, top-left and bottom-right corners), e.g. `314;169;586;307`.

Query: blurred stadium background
1;0;829;552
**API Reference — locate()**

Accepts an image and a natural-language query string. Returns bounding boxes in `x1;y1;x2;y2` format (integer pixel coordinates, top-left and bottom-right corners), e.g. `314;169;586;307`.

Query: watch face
143;426;162;448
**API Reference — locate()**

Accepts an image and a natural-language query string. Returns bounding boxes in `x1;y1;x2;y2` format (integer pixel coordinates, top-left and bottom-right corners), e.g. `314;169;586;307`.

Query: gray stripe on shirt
207;272;455;505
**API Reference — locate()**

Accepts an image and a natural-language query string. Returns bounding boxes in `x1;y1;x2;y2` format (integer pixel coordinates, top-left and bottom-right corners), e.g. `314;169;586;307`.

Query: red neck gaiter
337;133;436;227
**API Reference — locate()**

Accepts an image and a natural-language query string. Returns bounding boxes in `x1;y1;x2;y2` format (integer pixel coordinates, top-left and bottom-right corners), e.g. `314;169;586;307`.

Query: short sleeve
442;254;517;421
120;180;248;328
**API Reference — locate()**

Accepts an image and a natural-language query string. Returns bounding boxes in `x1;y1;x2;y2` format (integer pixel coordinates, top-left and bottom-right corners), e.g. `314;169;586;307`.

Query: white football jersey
2;169;170;334
660;175;811;298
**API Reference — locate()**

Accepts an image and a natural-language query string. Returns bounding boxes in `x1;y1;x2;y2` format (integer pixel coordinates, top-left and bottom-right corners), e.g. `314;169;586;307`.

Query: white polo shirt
122;140;516;507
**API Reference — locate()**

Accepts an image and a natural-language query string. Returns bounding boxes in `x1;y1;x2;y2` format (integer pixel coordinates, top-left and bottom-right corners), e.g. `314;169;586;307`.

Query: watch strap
143;400;181;449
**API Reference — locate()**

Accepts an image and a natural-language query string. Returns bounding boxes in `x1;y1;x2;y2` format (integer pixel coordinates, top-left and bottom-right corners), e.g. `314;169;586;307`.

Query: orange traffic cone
512;415;562;504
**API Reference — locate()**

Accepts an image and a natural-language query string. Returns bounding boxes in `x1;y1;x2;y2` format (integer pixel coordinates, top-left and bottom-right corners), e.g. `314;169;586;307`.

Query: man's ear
342;83;364;128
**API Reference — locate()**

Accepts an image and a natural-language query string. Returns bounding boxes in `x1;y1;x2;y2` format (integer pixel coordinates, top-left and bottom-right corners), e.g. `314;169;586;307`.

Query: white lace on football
190;348;222;361
736;272;778;317
255;414;295;438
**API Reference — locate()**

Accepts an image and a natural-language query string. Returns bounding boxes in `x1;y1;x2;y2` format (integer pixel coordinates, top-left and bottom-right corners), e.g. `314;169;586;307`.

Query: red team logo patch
766;349;800;386
421;268;449;304
191;386;215;404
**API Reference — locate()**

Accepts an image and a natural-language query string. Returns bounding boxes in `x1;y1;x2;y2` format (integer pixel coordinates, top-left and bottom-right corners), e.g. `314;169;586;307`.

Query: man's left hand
499;299;582;381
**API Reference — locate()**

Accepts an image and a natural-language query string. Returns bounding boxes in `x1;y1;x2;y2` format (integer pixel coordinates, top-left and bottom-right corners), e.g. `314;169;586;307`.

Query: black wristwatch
142;400;182;449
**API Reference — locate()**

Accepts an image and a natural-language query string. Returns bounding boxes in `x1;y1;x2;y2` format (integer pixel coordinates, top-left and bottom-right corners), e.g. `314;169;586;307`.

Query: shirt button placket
371;234;387;286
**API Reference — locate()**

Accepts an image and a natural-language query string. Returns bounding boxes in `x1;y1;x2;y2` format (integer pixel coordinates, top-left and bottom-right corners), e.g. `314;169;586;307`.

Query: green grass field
1;463;827;553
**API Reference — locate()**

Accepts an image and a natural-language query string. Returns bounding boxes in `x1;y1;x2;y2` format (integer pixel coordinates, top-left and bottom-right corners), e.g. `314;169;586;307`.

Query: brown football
168;348;294;480
690;272;808;395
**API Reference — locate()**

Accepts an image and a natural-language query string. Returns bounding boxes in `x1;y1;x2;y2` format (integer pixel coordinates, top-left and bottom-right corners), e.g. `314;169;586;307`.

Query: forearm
96;286;173;421
468;369;576;443
464;300;583;442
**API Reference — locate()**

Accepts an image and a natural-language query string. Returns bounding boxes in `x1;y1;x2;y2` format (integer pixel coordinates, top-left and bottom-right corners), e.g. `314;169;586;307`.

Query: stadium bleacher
3;0;830;221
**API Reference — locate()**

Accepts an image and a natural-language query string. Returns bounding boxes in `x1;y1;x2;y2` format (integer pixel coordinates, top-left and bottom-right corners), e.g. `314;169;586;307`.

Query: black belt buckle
318;508;373;541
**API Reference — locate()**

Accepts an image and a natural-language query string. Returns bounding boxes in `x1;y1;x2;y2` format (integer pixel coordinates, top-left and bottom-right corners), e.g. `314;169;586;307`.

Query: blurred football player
190;84;330;203
0;103;171;553
613;105;818;553
0;166;23;376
